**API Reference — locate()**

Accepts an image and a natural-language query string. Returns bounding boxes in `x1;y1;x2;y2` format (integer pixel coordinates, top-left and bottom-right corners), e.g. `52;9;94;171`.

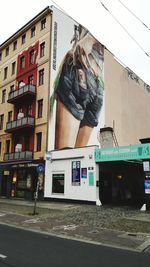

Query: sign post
33;163;45;215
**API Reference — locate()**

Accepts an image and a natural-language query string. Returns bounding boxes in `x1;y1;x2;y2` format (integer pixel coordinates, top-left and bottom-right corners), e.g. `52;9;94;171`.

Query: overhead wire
117;0;150;31
99;0;150;57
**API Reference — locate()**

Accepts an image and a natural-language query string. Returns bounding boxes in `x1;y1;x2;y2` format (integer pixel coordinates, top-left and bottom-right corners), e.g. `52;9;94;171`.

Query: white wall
44;146;100;203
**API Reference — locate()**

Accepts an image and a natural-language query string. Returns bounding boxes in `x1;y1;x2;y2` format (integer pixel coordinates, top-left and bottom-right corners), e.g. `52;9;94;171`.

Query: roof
0;6;52;49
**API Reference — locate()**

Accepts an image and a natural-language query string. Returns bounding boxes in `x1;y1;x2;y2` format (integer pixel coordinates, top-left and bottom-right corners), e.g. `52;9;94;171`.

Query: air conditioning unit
15;144;22;152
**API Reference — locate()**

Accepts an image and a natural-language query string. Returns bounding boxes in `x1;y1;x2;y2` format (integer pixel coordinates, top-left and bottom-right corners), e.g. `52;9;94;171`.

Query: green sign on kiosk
95;143;150;162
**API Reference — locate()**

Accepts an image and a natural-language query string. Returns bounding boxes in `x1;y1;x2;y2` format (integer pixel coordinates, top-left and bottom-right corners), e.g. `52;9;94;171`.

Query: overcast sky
1;0;150;85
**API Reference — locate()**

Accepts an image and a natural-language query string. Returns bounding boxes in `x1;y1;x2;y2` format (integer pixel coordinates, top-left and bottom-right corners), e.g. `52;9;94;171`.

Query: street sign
44;152;51;161
36;163;45;173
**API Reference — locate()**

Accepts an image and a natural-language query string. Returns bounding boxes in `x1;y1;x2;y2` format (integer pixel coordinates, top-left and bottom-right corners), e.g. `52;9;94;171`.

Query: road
0;224;150;267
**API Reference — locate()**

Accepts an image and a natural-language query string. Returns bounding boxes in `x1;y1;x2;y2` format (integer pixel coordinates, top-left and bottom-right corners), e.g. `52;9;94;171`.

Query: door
1;176;7;196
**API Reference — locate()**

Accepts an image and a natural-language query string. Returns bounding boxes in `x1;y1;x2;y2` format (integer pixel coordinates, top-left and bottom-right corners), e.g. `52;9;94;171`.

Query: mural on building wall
48;7;104;150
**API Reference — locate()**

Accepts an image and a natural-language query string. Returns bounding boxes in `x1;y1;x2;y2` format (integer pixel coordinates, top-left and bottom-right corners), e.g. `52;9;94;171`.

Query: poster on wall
72;161;81;186
48;6;104;151
144;179;150;194
81;168;87;179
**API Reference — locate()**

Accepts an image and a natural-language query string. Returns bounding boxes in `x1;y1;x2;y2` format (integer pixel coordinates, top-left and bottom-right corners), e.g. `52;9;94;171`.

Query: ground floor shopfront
99;161;145;206
45;143;150;207
0;161;45;200
95;143;150;207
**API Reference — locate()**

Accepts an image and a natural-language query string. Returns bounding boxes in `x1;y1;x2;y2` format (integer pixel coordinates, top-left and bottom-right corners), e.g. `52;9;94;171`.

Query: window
29;50;34;64
2;89;6;103
31;26;36;37
36;132;42;151
0;114;4;130
12;61;16;75
20;56;25;69
6;140;10;153
10;85;15;92
40;42;45;58
27;105;32;116
39;69;44;85
52;173;64;194
28;75;33;85
0;52;2;61
13;41;17;50
8;111;13;122
22;34;26;44
41;18;46;30
4;67;8;79
37;99;43;118
5;47;9;56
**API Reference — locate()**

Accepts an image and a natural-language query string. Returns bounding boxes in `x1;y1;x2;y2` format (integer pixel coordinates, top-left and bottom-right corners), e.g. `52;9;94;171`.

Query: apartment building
0;7;52;199
0;6;150;202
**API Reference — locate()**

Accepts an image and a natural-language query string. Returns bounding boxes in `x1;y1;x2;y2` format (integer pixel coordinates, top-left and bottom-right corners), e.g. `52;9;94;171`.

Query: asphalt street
1;199;150;253
0;224;150;267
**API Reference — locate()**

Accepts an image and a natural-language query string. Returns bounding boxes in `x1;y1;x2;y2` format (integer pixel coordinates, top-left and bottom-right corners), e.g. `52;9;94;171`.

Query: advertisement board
48;7;104;151
144;179;150;194
72;161;81;186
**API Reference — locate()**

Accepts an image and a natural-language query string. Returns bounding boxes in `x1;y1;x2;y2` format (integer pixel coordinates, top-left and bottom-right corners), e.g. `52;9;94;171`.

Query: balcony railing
8;85;36;103
4;151;33;161
6;116;35;133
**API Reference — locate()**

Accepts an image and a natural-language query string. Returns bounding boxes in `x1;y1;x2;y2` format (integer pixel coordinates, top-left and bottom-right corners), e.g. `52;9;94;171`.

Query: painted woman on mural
51;24;104;149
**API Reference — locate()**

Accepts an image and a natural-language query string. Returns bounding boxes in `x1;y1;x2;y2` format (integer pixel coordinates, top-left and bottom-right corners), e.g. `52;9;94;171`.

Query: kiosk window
52;173;64;194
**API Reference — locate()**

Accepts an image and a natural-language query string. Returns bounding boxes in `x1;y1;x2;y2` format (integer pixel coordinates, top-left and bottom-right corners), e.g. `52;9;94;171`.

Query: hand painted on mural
52;25;104;149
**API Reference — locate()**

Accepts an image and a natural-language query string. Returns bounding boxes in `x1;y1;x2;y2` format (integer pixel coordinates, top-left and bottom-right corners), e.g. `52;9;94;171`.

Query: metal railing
4;151;33;161
6;116;35;131
8;84;36;101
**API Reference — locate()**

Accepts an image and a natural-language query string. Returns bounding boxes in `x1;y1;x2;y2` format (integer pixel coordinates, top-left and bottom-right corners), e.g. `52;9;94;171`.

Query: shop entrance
1;174;12;197
99;161;145;207
1;176;7;196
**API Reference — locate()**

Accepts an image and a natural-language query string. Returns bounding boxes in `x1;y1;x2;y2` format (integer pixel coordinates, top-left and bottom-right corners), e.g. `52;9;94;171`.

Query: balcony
7;85;36;104
6;116;35;133
4;151;33;161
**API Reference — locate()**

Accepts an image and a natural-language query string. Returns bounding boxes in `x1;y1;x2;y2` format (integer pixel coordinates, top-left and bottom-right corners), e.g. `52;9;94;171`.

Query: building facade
0;7;52;199
0;6;150;201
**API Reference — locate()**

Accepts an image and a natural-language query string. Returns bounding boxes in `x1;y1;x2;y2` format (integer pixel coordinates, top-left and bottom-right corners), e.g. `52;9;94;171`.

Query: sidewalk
0;198;150;252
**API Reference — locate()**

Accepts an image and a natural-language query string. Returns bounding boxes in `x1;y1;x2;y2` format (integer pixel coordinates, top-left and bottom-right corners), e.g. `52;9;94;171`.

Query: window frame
4;67;8;80
20;56;25;69
22;34;26;44
0;114;4;130
28;75;33;85
5;47;9;57
40;42;45;58
12;61;16;75
13;41;17;50
8;111;13;122
41;18;46;30
36;132;42;151
5;140;10;153
29;49;34;64
31;26;36;38
37;99;43;118
39;69;44;85
2;89;6;103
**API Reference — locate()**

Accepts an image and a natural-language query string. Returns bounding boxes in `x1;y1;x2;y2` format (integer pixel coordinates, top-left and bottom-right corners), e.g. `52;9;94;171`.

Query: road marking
0;254;7;259
0;213;6;217
52;224;78;231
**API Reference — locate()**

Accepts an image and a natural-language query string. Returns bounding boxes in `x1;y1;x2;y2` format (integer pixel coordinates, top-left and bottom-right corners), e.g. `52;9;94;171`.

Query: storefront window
16;169;27;198
52;173;64;194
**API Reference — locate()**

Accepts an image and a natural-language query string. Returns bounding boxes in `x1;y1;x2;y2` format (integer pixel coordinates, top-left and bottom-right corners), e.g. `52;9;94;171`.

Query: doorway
1;176;7;196
99;161;145;206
